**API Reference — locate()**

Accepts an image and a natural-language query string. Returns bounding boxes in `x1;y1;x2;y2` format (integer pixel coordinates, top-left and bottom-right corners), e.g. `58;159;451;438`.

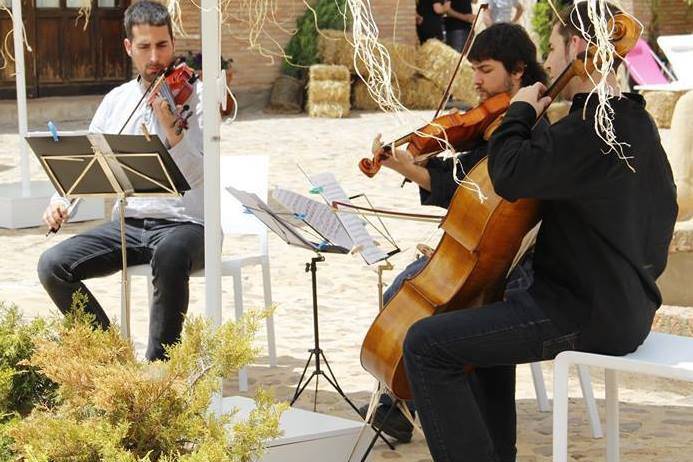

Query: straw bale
400;74;443;110
318;30;419;82
309;64;350;82
307;79;350;118
642;90;684;128
307;102;351;118
416;39;478;105
352;79;383;111
318;30;355;70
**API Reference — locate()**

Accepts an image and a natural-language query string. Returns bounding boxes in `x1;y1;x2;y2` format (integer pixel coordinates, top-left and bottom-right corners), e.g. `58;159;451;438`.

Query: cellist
358;22;550;443
402;2;677;461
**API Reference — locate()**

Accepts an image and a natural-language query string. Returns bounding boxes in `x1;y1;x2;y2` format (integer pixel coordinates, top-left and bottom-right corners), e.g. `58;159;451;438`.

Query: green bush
281;0;350;79
532;0;554;59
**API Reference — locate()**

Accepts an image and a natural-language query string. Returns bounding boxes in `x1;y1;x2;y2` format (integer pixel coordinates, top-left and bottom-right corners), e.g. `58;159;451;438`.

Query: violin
118;58;199;136
359;4;489;178
360;12;642;399
359;93;510;177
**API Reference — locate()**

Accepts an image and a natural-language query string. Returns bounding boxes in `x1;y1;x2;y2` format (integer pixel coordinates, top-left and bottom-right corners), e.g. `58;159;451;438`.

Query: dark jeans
403;291;579;462
37;218;205;361
445;28;470;52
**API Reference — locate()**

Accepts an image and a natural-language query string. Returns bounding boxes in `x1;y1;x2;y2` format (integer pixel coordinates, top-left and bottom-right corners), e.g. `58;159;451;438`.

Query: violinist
38;0;205;361
359;23;549;444
402;2;677;461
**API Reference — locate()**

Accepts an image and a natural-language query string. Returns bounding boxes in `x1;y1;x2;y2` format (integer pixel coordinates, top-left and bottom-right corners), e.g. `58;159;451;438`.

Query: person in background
416;0;446;44
444;0;476;52
482;0;524;26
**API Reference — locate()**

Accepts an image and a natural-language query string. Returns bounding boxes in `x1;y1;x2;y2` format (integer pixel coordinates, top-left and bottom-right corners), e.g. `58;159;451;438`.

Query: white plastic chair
124;155;277;392
552;332;693;462
634;34;693;92
530;362;603;438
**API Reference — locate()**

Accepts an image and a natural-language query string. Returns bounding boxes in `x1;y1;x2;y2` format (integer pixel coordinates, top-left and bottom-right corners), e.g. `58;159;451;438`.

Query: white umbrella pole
12;0;30;196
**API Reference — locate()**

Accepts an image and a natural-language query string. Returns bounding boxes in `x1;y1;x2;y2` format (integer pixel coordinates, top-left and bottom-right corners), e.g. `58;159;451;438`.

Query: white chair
634;34;693;92
530;362;603;438
124;155;277;392
552;332;693;462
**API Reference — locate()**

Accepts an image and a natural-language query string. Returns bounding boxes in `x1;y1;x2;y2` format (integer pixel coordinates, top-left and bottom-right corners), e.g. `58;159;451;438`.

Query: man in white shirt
37;0;204;361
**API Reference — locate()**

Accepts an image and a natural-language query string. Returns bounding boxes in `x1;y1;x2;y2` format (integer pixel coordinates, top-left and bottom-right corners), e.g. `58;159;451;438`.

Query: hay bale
318;30;419;82
642;90;684;128
400;74;443;110
309;63;350;82
416;39;478;105
266;74;304;114
307;65;350;117
352;79;383;111
318;30;355;70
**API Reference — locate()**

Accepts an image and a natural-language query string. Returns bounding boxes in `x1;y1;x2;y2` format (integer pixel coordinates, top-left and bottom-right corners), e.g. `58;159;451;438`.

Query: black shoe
358;403;414;443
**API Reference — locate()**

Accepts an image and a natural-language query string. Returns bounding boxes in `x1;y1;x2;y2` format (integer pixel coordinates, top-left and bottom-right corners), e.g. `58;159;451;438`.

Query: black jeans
445;28;470;53
37;218;205;361
402;290;579;462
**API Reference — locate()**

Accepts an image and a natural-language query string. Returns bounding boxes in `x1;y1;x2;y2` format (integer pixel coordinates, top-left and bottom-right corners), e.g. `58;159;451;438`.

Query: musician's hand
511;82;552;118
43;202;67;231
151;95;184;148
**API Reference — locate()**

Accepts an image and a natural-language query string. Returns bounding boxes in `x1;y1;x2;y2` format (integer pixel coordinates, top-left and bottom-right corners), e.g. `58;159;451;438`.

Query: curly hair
468;23;548;86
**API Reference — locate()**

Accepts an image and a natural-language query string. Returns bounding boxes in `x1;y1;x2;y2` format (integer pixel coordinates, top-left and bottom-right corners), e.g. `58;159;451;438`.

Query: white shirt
486;0;520;24
52;78;205;224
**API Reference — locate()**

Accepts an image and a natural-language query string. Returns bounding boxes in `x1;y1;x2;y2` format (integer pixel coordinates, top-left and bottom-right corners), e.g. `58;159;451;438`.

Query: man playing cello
401;2;677;461
360;22;550;443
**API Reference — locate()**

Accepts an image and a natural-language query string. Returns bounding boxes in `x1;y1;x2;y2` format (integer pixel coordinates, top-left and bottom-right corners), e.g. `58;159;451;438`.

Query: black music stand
226;186;395;451
26;133;190;335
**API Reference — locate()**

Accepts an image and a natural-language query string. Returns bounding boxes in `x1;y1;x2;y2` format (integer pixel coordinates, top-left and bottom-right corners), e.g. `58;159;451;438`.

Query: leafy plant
532;0;555;59
281;0;351;79
4;292;285;461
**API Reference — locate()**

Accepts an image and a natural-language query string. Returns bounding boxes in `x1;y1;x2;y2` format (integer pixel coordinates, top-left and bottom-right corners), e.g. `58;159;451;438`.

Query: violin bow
434;3;488;117
331;201;444;223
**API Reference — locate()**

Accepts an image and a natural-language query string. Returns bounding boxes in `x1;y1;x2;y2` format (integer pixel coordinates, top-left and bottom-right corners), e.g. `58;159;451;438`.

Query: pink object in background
624;38;670;85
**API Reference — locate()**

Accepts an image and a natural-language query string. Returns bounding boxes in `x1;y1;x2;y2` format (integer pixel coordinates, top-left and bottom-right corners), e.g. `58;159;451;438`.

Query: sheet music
225;186;316;251
272;187;353;250
308;172;389;265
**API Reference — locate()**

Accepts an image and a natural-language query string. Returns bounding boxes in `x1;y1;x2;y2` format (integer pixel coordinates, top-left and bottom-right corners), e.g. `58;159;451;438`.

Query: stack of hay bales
319;33;478;111
306;64;351;118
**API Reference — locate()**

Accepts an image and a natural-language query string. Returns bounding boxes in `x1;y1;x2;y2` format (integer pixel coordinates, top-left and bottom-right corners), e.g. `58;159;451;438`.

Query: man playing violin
402;2;677;461
37;0;204;361
360;22;548;443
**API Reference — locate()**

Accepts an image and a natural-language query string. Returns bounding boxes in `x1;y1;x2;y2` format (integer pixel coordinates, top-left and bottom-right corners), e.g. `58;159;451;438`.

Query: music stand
26;133;190;334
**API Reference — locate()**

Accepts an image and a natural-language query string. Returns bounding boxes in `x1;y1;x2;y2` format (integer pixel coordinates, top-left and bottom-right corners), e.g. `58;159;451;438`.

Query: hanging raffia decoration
0;4;33;72
569;0;643;171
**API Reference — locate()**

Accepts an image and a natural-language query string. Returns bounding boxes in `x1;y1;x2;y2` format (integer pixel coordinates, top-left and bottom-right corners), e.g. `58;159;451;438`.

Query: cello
360;13;642;399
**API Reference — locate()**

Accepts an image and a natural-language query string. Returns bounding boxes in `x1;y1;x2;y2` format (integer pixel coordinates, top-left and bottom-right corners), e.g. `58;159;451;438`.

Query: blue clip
309;186;324;194
47;121;59;142
242;206;253;214
294;212;307;221
317;240;329;251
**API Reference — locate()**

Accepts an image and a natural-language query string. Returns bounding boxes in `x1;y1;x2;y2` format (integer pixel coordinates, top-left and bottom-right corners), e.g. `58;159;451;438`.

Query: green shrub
532;0;554;59
281;0;350;79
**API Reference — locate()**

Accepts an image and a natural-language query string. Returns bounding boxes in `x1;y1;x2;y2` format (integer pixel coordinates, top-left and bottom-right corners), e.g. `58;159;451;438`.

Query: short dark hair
555;1;623;42
124;0;173;40
554;1;623;67
468;23;548;87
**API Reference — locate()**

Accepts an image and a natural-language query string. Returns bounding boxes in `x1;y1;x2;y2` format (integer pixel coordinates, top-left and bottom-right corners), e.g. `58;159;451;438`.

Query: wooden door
0;0;131;98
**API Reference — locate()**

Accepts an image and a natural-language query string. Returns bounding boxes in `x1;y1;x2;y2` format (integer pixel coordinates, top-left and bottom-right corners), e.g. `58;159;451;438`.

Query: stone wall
173;0;417;93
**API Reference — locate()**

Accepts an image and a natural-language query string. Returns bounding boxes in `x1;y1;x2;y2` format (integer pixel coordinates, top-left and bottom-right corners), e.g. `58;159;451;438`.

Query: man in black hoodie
402;2;678;461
